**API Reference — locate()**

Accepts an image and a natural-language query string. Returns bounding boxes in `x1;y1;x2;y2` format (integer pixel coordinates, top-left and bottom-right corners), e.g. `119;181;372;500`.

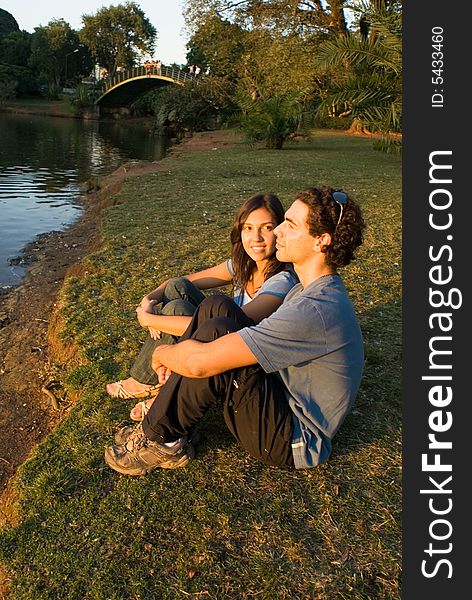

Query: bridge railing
101;65;193;93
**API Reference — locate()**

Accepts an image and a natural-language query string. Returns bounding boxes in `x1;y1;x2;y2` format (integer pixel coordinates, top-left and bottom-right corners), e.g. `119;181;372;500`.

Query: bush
154;83;223;136
69;84;97;115
0;78;16;103
0;62;38;96
46;82;61;100
234;92;311;150
313;114;354;130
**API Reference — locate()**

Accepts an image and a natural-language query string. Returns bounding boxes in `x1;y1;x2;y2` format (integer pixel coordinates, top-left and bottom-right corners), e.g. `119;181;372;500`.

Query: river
0;112;170;288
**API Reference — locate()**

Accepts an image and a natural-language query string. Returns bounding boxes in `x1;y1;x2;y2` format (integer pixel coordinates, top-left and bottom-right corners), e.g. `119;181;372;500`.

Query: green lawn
0;130;402;599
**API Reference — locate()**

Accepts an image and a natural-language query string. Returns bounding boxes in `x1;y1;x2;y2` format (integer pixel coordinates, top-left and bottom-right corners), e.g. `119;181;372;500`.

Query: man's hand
157;365;172;384
149;334;258;379
152;345;172;383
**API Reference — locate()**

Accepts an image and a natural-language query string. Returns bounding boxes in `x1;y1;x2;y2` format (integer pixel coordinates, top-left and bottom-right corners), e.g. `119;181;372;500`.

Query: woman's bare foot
106;377;160;399
130;391;160;421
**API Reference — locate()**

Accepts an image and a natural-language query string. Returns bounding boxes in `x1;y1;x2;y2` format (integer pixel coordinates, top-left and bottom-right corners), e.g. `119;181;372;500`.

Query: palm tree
315;0;402;151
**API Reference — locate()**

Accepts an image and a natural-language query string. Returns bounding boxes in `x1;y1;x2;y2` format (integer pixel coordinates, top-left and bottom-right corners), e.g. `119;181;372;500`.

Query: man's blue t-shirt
238;275;364;469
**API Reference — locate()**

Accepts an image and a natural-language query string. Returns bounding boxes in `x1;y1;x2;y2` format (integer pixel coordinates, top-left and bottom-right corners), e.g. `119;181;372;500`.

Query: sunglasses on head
332;191;348;228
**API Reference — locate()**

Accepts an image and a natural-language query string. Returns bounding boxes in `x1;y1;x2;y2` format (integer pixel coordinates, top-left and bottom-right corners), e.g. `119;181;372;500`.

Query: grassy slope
0;131;401;599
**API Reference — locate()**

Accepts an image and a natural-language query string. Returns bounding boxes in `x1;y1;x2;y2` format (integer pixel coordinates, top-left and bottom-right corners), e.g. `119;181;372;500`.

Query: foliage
314;112;354;130
150;77;235;135
80;2;157;78
235;91;310;149
68;84;97;115
315;0;402;148
0;63;38;96
183;1;349;125
0;78;17;104
186;14;247;79
45;82;61;100
0;7;19;38
0;30;32;67
28;19;93;87
0;131;401;599
185;0;349;36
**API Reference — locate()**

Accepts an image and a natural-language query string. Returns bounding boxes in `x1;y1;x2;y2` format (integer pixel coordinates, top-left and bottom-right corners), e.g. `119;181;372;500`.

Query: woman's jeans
129;278;205;385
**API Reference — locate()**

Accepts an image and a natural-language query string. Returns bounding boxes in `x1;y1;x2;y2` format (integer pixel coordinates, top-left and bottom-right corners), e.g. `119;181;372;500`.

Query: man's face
274;200;315;265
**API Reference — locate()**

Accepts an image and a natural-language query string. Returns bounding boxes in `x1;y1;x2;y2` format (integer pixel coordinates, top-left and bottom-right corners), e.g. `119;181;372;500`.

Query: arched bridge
95;65;192;108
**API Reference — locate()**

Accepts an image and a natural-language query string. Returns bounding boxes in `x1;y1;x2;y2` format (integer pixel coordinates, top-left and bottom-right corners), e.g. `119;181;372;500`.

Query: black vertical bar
403;1;469;597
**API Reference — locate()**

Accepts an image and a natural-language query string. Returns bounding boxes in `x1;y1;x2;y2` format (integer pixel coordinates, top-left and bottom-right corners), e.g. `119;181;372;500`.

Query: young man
105;186;366;475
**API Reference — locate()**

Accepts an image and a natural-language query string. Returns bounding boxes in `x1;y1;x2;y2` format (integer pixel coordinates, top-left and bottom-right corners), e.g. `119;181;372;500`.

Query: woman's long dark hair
230;193;287;293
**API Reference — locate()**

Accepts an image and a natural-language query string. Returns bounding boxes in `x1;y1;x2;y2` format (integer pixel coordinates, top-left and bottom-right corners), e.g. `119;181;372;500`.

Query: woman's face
240;207;278;263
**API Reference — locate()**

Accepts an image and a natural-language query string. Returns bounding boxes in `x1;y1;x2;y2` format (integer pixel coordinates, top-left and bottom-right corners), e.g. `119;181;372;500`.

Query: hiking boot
114;422;201;446
114;424;137;445
105;424;194;476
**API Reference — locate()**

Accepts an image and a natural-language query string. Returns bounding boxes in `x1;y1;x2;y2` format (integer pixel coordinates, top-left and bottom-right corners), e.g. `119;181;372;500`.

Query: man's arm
152;332;258;379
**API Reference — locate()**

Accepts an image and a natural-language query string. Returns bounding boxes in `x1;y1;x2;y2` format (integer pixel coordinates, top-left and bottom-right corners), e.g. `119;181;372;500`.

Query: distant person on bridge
144;60;151;76
106;194;298;422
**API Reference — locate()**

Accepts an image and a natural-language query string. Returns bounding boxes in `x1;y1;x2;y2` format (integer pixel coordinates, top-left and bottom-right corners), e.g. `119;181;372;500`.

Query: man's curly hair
296;186;366;269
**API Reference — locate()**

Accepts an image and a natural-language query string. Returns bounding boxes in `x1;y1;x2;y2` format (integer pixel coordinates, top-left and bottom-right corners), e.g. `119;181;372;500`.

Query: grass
0;130;401;599
2;97;76;115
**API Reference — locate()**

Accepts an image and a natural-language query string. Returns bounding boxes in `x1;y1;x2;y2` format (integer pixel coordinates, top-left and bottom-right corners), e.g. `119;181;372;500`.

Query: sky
0;0;189;65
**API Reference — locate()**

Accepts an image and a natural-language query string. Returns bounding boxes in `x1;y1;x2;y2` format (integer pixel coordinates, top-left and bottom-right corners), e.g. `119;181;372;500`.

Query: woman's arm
141;261;232;309
136;307;193;337
240;271;297;324
241;294;284;324
137;261;233;336
137;292;283;338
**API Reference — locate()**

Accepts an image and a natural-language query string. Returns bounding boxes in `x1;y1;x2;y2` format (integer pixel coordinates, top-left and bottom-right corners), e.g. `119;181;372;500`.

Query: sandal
130;391;161;422
106;380;162;400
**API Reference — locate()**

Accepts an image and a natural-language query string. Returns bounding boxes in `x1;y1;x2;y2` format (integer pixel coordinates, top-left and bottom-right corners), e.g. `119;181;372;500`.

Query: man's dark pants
142;295;294;468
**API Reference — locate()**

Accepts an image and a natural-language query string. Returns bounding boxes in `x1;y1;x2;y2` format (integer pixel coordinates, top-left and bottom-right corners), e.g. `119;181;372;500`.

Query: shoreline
0;156;175;496
0;130;232;498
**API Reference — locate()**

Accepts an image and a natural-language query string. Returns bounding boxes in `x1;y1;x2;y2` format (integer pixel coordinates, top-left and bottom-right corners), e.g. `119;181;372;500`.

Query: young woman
106;193;298;420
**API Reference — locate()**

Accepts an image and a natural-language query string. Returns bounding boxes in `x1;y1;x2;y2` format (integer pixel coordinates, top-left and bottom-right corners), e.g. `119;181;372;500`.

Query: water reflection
0;113;169;286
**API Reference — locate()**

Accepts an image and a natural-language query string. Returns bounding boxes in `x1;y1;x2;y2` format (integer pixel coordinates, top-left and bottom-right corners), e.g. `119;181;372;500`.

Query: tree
315;0;402;150
80;2;157;78
185;0;349;36
0;8;19;38
186;15;246;79
29;19;92;87
0;63;38;96
0;30;32;67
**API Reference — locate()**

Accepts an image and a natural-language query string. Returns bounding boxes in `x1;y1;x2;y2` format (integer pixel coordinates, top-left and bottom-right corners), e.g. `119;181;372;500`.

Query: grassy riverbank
0;97;76;117
0;130;401;599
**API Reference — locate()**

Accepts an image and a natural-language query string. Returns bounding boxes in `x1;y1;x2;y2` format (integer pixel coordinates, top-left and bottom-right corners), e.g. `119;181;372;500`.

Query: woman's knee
164;277;205;305
164;277;188;299
161;299;196;317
